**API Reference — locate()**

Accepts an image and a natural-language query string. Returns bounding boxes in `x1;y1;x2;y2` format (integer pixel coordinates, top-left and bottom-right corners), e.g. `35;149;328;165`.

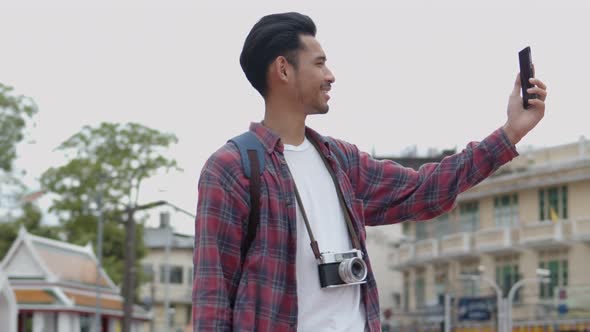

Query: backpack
228;131;349;265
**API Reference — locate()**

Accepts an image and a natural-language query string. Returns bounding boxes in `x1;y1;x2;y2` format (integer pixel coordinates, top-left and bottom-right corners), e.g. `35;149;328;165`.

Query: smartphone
518;46;536;108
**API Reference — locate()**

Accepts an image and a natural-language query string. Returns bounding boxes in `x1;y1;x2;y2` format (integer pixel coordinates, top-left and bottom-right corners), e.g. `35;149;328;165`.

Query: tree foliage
0;202;60;261
0;83;37;172
40;122;178;285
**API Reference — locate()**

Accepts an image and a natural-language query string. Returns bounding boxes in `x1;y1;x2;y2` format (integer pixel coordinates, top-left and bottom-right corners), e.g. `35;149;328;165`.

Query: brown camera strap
291;138;362;260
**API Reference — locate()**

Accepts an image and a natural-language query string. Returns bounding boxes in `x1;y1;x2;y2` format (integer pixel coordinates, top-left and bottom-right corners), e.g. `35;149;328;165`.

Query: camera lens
338;257;367;284
351;260;364;279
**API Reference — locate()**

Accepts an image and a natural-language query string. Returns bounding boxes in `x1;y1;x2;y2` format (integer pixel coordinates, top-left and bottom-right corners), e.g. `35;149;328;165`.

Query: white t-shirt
283;138;366;332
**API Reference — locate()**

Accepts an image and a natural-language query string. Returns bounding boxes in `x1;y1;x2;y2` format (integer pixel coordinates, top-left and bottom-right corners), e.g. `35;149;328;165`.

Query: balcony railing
414;239;439;262
391;243;415;270
572;217;590;242
475;227;519;253
439;232;474;258
519;220;569;247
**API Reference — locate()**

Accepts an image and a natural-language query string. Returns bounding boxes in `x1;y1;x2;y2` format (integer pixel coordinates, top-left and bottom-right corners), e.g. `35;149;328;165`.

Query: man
193;12;547;332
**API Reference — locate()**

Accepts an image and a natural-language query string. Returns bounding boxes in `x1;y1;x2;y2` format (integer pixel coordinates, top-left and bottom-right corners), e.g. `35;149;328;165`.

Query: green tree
0;83;37;172
40;122;178;287
0;202;60;261
0;82;44;260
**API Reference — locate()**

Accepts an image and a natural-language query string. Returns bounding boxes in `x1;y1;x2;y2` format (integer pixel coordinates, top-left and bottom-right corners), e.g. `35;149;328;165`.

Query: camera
318;249;368;288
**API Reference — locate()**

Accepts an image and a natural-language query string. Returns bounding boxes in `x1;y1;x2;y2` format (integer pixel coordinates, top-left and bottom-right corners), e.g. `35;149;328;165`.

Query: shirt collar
248;122;334;156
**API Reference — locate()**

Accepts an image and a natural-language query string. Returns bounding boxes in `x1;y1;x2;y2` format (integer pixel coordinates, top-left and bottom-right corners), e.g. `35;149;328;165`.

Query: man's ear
273;56;290;82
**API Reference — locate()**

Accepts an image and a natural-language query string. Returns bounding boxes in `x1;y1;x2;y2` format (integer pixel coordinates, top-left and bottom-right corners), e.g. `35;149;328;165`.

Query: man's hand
502;73;548;145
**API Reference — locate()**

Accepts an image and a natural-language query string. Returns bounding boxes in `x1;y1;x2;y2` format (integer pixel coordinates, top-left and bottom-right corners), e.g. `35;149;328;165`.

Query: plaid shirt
193;122;518;331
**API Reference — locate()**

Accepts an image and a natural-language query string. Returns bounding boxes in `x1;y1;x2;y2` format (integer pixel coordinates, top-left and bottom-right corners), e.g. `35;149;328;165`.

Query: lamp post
458;273;504;332
156;201;195;331
506;268;551;332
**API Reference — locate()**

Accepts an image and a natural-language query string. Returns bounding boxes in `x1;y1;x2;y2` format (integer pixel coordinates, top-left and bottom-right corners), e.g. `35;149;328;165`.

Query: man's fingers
530;78;547;90
512;73;522;96
527;98;546;110
527;86;548;101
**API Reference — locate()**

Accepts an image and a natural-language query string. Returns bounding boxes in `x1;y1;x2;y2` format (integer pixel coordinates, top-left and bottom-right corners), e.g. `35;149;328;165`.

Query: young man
193;12;547;332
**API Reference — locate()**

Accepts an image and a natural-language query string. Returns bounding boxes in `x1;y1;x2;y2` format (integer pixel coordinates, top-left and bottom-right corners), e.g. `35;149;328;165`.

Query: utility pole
122;206;136;332
162;212;172;331
121;200;167;332
93;175;104;332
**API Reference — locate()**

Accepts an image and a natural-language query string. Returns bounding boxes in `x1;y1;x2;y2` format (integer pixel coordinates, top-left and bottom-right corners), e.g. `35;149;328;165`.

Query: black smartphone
518;46;536;108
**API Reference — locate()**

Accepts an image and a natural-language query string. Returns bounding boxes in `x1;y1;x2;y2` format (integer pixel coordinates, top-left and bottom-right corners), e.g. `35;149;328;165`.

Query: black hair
239;12;317;97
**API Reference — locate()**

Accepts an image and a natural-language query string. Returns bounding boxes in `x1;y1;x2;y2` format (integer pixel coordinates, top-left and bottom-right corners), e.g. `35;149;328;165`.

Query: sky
2;0;590;235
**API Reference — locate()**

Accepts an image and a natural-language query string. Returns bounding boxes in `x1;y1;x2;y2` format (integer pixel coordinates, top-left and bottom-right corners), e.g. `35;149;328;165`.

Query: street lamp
506;268;551;332
458;270;505;332
156;202;195;331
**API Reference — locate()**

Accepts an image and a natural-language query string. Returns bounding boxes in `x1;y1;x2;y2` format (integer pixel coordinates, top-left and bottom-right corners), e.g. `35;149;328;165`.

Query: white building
0;266;18;332
140;213;193;332
0;227;151;332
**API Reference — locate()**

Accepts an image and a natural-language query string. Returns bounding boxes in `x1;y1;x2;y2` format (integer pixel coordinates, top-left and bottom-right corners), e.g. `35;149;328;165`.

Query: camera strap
291;137;362;260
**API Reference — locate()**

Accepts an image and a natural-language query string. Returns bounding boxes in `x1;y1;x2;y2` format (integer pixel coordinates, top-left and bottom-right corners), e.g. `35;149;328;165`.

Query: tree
0;82;45;259
0;83;37;172
40;122;178;286
0;202;60;261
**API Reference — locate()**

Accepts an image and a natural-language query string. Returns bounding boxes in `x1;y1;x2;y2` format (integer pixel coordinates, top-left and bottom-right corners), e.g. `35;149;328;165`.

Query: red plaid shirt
193;122;518;331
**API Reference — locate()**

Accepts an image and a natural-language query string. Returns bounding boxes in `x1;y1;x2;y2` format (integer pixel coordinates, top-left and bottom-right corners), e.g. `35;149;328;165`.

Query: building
365;226;404;327
140;213;193;332
0;266;18;332
388;138;590;331
367;149;454;329
0;226;150;332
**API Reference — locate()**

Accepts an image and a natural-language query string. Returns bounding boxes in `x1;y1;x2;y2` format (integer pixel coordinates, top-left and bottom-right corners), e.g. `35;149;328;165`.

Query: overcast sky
3;0;590;234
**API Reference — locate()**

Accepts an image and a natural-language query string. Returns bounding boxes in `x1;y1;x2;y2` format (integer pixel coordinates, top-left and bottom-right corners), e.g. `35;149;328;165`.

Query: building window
186;303;193;324
460;202;479;232
415;270;426;309
188;267;193;285
539;186;568;221
435;214;451;238
17;312;33;332
539;250;568;300
402;222;410;237
416;222;428;240
160;265;184;284
434;264;448;304
392;292;402;309
494;194;519;227
80;314;91;332
460;260;480;297
495;255;521;301
143;264;154;282
403;272;410;311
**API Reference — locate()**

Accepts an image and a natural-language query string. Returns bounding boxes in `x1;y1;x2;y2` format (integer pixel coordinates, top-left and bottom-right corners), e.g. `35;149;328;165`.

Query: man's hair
239;12;317;97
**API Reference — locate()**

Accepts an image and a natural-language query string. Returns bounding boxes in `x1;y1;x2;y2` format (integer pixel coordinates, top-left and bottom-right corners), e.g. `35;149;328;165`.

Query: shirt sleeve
350;127;518;226
192;153;249;331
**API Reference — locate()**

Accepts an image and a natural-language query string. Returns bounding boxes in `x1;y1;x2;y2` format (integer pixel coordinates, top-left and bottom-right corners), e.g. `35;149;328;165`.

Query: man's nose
325;67;335;84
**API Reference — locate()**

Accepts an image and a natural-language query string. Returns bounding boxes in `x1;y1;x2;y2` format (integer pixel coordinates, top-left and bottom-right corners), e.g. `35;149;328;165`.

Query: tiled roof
32;241;111;288
14;289;61;305
64;291;123;311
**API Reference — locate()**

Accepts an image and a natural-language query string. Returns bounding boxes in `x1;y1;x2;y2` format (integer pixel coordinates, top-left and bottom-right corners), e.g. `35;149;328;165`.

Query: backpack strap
228;132;265;265
229;131;266;178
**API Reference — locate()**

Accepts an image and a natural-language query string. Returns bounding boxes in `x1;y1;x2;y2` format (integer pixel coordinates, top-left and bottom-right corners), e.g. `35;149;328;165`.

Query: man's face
290;35;335;115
